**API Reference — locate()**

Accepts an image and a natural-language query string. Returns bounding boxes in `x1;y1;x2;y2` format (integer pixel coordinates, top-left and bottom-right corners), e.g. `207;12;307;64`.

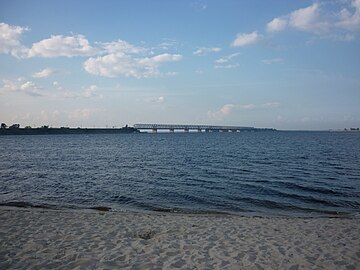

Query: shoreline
0;126;140;136
1;207;359;269
1;201;357;219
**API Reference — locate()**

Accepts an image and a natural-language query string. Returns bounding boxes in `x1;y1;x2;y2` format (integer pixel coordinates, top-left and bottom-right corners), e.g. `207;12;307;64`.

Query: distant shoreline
1;127;359;136
0;126;140;135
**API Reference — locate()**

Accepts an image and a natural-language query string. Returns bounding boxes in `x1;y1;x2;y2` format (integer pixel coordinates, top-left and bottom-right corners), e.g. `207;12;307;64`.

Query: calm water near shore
1;131;359;217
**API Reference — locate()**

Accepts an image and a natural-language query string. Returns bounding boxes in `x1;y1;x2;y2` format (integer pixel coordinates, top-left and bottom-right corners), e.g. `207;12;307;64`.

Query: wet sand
0;208;359;269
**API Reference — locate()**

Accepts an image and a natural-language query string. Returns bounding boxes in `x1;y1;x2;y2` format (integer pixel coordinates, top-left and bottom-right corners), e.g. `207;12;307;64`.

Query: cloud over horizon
208;102;280;120
1;78;43;97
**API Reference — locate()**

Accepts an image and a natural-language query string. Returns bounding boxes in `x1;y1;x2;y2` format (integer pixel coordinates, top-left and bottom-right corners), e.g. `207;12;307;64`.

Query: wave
275;181;349;197
0;201;56;209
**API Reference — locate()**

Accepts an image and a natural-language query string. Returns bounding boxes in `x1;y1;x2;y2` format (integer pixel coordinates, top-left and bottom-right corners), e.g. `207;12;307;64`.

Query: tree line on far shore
1;123;49;129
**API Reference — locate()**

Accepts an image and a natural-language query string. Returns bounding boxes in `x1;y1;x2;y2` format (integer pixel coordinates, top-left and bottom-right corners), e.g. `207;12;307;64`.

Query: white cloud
143;53;182;63
266;1;360;36
164;71;178;76
1;77;102;100
208;104;236;120
51;83;102;99
0;22;29;58
148;96;165;104
0;23;98;58
337;0;360;30
82;85;99;98
101;39;146;54
53;81;60;87
84;54;139;78
32;68;56;78
158;38;178;50
85;38;183;79
266;4;327;34
214;63;239;69
261;58;283;65
208;102;280;120
231;31;262;47
215;52;241;64
52;81;63;90
156;96;165;103
267;18;287;32
0;22;184;81
289;3;328;33
1;78;43;96
193;47;221;56
238;102;280;110
61;85;102;99
84;53;182;78
28;34;97;58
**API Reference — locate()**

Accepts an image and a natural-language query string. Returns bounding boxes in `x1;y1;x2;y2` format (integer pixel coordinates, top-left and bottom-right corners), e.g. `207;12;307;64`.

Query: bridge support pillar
184;128;189;133
170;129;174;133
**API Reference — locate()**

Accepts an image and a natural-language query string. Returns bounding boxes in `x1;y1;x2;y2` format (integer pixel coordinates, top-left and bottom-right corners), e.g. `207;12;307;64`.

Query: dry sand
0;208;359;269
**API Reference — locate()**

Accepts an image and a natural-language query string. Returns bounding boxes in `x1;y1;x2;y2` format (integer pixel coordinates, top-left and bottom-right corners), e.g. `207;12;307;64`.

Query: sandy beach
0;208;359;269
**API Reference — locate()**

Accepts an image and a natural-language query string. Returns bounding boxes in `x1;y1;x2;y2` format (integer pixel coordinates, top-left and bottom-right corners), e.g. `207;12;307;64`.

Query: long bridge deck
133;124;258;133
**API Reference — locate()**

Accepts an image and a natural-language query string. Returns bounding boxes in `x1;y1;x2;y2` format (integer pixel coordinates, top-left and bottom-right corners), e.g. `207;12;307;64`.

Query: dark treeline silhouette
0;123;140;135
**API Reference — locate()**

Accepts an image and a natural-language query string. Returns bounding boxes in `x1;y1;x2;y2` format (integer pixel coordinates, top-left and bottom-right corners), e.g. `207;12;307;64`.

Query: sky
0;0;360;130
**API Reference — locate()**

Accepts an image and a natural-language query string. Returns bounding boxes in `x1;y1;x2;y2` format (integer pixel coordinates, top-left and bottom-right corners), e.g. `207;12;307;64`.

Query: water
1;131;359;217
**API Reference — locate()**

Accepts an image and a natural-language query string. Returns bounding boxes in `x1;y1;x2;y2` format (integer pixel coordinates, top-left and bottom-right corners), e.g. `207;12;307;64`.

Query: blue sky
1;0;359;130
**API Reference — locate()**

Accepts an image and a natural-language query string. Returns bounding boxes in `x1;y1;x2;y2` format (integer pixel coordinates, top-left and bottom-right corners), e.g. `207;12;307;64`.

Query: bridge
133;124;258;133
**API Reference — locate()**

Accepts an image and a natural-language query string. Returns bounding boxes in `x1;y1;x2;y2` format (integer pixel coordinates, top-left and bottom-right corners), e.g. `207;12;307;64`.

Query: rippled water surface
1;131;359;217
